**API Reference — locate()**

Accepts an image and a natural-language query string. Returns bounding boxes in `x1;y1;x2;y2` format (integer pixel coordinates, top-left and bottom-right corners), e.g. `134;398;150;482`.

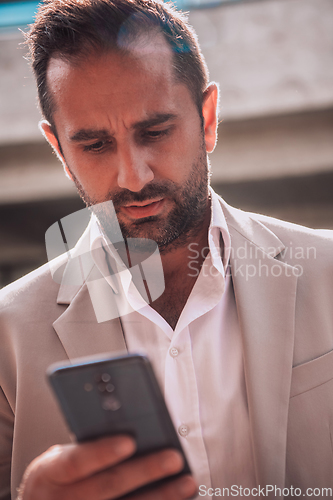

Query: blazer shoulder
216;191;333;246
244;212;333;287
0;254;67;321
252;211;333;241
251;213;333;258
218;195;333;273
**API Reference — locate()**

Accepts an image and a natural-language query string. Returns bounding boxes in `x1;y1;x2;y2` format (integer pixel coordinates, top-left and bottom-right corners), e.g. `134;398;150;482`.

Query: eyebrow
132;113;178;130
69;113;178;143
69;129;111;143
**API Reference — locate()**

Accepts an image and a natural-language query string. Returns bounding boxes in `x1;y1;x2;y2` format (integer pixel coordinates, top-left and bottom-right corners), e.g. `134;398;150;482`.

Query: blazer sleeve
0;386;13;500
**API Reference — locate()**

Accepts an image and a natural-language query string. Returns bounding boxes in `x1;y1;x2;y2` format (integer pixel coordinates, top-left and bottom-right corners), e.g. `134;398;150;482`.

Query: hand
18;435;197;500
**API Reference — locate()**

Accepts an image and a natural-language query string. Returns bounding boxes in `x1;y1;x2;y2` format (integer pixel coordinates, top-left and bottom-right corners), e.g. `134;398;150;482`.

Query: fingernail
178;476;197;497
161;450;184;472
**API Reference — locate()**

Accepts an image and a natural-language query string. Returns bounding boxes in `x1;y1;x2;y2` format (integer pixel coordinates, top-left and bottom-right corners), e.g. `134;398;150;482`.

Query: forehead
46;33;192;134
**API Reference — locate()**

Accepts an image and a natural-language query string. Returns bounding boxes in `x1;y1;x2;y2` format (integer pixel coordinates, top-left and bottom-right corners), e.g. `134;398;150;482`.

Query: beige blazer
1;198;333;500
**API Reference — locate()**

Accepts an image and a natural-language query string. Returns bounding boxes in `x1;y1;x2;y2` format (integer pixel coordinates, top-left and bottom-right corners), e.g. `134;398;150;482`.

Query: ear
202;83;219;153
39;120;73;180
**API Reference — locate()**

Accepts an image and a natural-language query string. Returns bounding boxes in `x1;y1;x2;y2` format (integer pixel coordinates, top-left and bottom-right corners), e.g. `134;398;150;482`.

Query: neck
159;204;211;279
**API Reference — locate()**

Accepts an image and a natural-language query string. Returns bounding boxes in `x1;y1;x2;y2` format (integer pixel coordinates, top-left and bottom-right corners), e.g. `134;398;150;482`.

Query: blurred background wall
0;0;333;287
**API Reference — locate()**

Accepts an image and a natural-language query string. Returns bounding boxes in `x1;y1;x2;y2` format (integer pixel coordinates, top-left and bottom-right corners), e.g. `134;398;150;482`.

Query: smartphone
47;353;191;485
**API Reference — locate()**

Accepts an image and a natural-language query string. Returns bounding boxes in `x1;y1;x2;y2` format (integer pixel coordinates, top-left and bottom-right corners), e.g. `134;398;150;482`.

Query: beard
69;139;210;254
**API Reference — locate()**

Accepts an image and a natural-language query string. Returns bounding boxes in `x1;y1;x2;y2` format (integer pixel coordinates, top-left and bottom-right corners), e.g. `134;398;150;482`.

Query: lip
120;198;165;219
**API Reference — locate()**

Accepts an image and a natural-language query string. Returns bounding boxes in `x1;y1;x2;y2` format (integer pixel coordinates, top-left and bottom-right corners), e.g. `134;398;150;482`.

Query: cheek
166;126;203;171
62;145;109;178
62;151;114;197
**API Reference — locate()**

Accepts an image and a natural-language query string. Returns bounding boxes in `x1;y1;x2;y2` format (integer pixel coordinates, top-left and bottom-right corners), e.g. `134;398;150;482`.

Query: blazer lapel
53;282;127;360
223;201;298;492
52;225;127;361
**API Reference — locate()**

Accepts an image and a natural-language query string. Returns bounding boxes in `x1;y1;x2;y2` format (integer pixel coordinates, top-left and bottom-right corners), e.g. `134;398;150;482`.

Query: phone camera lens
101;373;111;383
102;396;121;411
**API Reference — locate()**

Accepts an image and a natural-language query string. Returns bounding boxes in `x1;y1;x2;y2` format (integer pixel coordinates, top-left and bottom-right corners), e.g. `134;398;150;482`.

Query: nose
116;143;154;192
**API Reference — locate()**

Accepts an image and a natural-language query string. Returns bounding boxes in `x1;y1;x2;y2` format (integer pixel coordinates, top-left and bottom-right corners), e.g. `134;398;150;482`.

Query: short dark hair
25;0;209;130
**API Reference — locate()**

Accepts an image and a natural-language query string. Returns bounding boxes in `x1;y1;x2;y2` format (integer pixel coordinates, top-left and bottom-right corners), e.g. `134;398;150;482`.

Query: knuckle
53;449;81;482
47;444;63;455
46;444;81;484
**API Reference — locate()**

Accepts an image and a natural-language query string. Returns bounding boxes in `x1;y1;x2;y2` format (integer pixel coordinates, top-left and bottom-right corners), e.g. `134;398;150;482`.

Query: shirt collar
208;187;231;276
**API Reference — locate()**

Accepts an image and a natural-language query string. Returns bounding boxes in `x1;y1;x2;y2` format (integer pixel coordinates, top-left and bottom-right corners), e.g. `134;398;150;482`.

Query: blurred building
0;0;333;287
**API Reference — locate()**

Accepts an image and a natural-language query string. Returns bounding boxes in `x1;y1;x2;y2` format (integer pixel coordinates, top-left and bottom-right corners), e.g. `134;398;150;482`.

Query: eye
142;128;170;141
83;140;110;153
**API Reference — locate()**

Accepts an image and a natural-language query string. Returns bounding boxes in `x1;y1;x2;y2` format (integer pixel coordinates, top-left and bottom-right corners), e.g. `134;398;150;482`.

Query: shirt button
169;347;179;358
178;424;189;437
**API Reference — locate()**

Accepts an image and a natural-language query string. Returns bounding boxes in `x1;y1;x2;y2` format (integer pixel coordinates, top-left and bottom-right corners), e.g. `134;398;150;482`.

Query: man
1;0;333;499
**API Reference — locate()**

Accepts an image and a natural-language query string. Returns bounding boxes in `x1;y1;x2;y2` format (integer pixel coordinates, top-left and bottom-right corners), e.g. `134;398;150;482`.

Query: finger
60;448;185;500
38;435;136;484
128;475;198;500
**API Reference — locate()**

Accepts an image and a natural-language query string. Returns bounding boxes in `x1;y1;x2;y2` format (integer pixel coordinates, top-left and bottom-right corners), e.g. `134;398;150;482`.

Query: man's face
45;35;216;251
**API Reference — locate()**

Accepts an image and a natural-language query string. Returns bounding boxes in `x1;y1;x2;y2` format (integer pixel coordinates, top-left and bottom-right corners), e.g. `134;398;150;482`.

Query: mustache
109;181;178;207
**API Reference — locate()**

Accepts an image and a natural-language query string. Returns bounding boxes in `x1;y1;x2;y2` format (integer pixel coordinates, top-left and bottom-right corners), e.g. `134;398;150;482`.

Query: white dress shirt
90;189;256;496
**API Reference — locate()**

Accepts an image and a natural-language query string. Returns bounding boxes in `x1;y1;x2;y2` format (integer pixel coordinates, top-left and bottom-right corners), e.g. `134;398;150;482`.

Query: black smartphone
47;353;191;485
